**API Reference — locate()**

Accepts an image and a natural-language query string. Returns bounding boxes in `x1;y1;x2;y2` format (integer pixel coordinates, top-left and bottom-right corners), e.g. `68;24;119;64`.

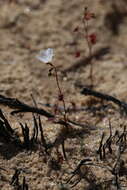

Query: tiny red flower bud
58;94;64;101
88;33;97;44
75;51;80;58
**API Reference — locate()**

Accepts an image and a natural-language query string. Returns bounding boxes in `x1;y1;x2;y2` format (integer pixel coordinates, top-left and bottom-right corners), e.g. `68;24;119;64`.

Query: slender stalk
53;66;68;123
83;10;93;88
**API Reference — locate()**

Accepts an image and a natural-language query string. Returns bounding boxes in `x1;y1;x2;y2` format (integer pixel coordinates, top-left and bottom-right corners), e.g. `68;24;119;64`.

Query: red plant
73;7;97;88
83;7;97;88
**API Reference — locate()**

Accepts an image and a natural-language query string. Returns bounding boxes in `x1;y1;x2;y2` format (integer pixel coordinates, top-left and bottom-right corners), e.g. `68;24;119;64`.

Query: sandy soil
0;0;127;189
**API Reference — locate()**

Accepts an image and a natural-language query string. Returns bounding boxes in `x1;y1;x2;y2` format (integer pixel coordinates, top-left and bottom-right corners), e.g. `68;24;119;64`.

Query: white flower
36;48;54;63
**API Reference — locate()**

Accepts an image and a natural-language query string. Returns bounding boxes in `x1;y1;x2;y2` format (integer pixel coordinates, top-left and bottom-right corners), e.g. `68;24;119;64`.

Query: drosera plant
36;48;69;160
73;7;97;88
36;48;67;123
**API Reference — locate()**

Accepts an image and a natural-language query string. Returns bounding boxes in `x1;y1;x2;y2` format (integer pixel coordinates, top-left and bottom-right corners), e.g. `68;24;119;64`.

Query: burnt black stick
81;88;127;113
0;94;54;118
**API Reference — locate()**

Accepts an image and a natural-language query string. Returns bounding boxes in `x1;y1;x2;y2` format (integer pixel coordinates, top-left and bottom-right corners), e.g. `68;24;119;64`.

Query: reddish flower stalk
48;63;69;161
47;62;68;124
83;7;96;88
73;7;96;88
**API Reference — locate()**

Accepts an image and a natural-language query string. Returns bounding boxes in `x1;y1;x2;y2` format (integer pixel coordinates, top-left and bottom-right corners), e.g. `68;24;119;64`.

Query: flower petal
36;48;54;63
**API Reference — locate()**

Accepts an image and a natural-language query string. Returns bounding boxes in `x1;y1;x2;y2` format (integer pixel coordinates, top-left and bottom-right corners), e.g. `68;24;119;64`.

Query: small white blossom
36;48;54;63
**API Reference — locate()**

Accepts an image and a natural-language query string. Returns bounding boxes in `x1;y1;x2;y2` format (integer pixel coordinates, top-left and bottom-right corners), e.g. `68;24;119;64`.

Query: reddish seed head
88;33;97;44
75;51;80;58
